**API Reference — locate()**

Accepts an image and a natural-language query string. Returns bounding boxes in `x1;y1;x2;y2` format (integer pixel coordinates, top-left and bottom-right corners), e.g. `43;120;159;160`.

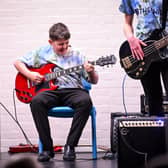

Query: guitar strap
162;0;168;30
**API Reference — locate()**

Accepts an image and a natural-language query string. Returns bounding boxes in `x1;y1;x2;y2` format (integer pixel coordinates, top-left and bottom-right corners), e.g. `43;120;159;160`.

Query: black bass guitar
119;30;168;79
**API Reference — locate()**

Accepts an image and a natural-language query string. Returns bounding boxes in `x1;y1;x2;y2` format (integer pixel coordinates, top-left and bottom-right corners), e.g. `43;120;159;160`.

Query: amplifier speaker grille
110;113;168;168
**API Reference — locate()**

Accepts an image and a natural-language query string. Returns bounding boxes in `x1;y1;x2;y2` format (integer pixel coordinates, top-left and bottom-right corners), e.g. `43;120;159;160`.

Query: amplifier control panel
119;120;164;127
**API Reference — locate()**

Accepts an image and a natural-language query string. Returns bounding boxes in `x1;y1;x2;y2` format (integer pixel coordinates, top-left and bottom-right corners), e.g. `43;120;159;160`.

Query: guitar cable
0;89;37;152
122;73;128;115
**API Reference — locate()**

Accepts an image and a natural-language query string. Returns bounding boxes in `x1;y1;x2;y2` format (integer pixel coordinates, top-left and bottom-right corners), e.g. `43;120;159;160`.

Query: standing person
119;0;168;116
14;22;99;162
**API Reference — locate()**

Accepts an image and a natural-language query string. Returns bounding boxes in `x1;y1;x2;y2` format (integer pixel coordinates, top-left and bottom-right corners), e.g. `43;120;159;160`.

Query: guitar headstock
95;55;117;67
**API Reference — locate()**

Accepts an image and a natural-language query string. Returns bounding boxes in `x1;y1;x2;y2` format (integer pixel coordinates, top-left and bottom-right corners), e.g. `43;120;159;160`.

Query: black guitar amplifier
140;94;168;114
110;112;144;154
116;116;168;168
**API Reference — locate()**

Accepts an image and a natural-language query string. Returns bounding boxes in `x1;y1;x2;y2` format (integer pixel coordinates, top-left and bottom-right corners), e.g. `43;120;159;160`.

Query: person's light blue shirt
119;0;168;58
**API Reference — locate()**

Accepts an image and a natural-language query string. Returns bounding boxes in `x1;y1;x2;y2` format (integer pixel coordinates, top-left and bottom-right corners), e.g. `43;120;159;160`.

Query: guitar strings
125;36;168;65
125;43;157;64
126;39;165;63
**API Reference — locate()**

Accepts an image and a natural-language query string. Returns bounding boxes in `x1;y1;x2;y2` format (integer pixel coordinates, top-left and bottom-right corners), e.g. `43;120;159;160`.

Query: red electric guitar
15;55;116;103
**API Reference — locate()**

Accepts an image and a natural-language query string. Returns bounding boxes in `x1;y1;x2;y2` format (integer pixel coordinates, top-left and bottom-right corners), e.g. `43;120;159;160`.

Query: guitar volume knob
141;62;145;65
136;72;140;76
139;68;143;71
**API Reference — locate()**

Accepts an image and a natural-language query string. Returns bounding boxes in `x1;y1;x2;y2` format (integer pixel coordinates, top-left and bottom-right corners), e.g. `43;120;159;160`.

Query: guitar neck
154;35;168;50
45;61;96;81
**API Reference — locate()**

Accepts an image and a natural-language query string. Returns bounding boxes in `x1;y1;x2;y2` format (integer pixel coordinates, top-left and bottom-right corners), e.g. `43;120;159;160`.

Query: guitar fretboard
154;35;168;50
44;61;95;81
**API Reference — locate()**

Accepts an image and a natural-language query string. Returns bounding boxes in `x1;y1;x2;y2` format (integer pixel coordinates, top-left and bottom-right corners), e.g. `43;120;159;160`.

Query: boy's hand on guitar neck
84;62;95;73
127;36;147;60
84;61;98;84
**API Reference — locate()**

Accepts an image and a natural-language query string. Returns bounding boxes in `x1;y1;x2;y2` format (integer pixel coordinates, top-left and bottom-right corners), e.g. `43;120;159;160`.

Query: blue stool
38;79;97;159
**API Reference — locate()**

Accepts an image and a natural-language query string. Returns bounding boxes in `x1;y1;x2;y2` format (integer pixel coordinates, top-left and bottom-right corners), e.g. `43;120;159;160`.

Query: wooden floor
2;151;168;168
0;152;118;168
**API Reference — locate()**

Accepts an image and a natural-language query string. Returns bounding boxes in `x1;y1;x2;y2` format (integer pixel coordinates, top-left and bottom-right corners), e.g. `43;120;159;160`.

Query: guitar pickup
121;57;132;69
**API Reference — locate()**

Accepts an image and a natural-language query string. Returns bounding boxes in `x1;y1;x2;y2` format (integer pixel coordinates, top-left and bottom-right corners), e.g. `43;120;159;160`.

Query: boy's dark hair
49;22;71;41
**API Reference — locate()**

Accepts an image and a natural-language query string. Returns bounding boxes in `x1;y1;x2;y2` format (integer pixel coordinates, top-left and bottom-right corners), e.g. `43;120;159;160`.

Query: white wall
0;0;143;152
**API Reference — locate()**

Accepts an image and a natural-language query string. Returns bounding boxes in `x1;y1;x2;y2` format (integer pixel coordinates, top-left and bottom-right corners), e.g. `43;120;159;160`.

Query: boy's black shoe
38;151;55;162
63;145;76;161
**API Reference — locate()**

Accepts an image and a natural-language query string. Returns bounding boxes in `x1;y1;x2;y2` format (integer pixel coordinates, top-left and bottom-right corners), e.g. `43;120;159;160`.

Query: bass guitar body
119;39;162;79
